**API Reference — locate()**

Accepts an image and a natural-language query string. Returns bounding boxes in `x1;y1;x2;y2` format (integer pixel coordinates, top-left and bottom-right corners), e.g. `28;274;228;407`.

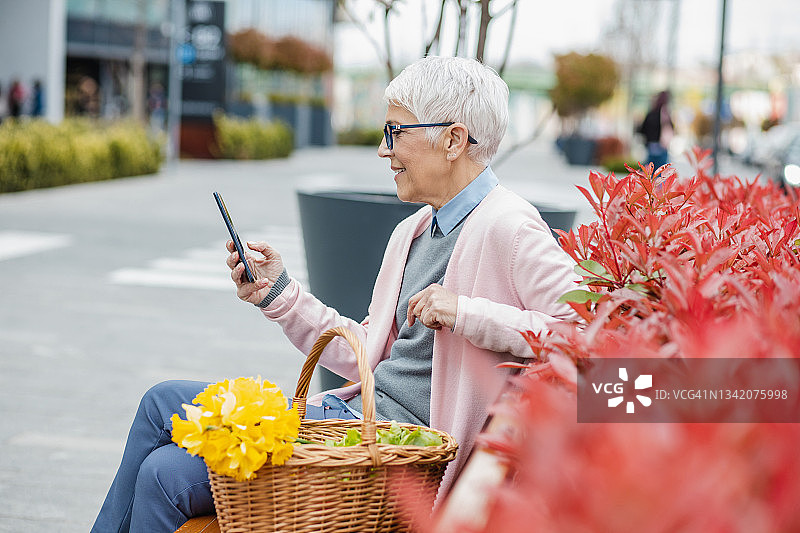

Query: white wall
0;0;65;122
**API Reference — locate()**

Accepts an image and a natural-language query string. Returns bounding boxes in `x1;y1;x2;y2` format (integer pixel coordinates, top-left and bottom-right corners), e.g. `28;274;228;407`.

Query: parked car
762;128;800;195
744;123;800;168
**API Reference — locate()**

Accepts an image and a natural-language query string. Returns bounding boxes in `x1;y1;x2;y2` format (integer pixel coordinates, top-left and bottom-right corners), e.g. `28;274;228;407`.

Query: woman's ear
444;122;470;156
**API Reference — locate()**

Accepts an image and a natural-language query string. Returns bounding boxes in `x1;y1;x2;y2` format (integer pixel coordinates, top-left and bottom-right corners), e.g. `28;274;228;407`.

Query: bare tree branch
497;0;518;75
475;0;492;63
425;0;448;56
339;0;515;77
493;105;556;168
382;2;395;80
492;0;517;18
455;0;468;57
338;0;395;80
339;2;388;64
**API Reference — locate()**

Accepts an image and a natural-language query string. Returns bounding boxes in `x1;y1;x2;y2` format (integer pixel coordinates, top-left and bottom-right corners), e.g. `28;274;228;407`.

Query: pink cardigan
261;185;580;496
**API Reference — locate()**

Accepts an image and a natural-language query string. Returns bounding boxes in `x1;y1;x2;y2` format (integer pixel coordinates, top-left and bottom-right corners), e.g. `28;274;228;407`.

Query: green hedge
601;156;640;174
213;114;293;160
0;118;163;193
336;127;384;146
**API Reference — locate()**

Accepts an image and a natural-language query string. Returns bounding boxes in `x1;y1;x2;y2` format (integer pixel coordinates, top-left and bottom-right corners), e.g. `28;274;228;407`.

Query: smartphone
213;192;256;283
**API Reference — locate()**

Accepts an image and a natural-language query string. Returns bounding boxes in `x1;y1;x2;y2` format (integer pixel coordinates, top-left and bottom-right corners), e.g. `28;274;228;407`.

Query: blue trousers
646;142;669;169
91;380;357;533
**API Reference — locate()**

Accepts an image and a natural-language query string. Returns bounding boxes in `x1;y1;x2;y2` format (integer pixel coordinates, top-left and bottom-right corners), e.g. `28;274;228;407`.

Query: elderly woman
92;56;579;533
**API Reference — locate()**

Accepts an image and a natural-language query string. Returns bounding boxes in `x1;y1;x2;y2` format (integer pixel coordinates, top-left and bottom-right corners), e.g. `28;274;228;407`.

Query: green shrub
0;118;162;193
601;156;639;174
336;127;384;146
107;122;162;177
213;114;293;160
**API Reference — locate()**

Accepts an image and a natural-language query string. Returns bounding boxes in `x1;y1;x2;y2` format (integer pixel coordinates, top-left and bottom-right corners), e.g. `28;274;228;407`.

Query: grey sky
335;0;799;69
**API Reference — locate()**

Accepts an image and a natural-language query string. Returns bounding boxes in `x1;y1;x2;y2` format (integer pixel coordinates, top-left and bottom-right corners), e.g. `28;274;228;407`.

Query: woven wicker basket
207;327;459;532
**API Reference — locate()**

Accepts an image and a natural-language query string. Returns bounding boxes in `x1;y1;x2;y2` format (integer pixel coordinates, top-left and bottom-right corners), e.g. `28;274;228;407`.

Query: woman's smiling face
378;104;450;208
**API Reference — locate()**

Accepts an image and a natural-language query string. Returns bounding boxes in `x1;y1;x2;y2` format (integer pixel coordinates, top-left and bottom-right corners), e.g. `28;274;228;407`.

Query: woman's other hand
407;283;458;331
226;240;284;304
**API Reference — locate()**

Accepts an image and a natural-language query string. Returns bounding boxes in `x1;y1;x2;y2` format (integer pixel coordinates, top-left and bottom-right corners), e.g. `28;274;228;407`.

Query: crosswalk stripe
0;231;72;261
108;225;308;291
109;268;234;290
8;431;122;454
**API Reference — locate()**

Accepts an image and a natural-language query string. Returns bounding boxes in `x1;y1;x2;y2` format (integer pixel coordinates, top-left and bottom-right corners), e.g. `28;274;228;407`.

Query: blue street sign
178;43;196;65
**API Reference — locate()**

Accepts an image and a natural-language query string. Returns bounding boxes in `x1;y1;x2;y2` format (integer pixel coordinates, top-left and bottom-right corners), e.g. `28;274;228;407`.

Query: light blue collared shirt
431;166;499;236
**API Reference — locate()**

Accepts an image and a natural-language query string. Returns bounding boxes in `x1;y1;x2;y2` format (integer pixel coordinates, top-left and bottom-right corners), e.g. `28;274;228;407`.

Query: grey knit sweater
346;220;464;425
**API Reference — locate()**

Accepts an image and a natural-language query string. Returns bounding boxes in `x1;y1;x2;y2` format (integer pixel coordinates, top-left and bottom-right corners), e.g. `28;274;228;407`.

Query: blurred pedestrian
77;76;100;117
147;82;166;132
637;90;674;169
0;83;8;124
31;80;44;117
8;79;26;118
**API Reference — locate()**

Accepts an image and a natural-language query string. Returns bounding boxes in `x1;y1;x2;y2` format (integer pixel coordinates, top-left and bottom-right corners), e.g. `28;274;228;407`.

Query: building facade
0;0;335;147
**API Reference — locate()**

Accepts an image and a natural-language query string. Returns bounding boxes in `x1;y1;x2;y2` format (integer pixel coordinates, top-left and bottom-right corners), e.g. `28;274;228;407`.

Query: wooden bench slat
174;515;219;533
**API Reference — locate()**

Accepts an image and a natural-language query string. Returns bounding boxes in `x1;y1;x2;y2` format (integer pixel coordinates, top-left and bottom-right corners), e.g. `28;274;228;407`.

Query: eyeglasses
383;122;478;150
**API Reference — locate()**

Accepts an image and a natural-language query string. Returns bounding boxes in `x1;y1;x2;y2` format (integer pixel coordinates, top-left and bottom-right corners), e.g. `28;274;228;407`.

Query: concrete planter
297;190;575;390
561;135;597;166
297;190;422;390
535;206;576;236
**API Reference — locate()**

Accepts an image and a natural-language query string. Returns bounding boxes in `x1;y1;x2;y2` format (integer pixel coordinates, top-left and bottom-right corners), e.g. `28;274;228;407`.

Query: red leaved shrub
548;148;800;357
228;29;332;74
433;150;800;532
593;135;627;165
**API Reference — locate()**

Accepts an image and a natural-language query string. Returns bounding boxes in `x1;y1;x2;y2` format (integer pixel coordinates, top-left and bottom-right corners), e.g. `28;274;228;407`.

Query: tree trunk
455;0;468;57
497;0;519;76
382;4;394;80
475;0;492;63
425;0;448;56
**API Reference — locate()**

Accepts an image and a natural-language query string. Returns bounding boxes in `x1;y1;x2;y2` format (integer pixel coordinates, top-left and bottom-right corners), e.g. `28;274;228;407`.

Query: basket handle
293;327;377;445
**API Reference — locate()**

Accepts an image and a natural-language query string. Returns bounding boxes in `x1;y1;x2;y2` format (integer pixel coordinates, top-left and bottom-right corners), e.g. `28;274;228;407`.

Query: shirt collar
431;166;498;236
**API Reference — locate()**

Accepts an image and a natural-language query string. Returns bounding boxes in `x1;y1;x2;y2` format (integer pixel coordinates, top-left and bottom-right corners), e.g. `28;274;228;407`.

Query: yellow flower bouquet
170;376;300;481
174;329;458;533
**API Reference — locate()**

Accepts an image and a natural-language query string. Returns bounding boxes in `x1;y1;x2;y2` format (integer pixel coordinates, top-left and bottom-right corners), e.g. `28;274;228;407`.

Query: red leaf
608;175;630;202
638;175;654;197
588;171;606;203
575;185;600;213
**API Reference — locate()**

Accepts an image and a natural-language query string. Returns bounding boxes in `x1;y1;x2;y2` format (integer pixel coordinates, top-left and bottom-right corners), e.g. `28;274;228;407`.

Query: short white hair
384;56;509;166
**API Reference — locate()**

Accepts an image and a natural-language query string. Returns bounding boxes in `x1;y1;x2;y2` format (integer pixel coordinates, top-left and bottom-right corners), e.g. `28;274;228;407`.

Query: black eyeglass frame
383;122;478;150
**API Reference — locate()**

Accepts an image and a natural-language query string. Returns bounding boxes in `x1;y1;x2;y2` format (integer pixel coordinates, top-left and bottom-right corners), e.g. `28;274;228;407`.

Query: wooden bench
175;516;219;533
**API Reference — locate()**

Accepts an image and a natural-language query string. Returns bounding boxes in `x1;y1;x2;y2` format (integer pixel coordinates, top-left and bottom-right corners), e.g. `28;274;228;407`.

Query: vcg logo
591;368;653;414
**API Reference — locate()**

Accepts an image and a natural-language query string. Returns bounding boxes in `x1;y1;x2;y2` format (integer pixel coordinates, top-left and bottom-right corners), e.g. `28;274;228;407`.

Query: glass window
67;0;99;18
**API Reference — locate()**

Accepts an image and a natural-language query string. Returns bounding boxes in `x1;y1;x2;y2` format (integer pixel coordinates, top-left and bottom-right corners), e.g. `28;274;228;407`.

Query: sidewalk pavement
0;140;761;532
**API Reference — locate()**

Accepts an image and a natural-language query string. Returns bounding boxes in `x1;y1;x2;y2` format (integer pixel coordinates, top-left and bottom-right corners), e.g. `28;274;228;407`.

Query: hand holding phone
214;192;256;283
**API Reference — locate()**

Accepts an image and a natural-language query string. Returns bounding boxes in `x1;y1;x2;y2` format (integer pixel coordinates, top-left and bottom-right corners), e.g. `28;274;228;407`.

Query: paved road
0;141;758;532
